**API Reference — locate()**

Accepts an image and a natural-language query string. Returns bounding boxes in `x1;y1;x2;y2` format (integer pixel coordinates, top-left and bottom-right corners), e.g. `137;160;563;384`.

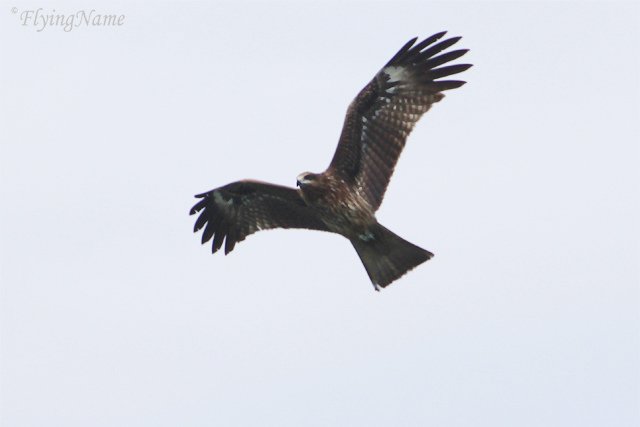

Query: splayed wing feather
329;32;472;211
190;180;328;254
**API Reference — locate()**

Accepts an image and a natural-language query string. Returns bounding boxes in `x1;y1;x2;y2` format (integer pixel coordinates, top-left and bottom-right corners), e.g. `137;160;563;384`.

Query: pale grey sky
1;1;638;426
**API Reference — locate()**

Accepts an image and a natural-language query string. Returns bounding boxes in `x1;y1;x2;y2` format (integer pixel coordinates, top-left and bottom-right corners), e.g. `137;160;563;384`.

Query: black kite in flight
190;32;471;290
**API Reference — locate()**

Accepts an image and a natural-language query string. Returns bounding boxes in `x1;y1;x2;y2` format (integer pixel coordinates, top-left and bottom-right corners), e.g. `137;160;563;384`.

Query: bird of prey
190;32;471;290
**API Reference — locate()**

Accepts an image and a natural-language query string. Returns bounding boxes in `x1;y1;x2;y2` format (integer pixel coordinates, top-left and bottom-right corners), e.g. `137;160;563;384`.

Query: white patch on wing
213;191;234;212
384;66;407;83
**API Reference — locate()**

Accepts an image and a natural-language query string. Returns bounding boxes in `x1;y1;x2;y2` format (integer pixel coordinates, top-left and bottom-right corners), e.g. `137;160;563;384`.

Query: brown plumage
190;32;472;290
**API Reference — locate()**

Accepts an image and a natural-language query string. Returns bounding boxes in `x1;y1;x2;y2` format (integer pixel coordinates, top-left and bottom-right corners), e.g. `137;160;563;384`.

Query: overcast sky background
1;1;639;426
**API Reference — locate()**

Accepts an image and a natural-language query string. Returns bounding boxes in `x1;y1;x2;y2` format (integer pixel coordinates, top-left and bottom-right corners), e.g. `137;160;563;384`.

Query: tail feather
352;223;433;290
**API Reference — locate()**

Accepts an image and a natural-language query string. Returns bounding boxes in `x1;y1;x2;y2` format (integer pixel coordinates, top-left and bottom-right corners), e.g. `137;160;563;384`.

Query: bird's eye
305;174;314;181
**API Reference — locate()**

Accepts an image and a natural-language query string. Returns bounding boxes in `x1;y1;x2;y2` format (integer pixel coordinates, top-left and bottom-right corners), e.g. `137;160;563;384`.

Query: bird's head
296;172;318;187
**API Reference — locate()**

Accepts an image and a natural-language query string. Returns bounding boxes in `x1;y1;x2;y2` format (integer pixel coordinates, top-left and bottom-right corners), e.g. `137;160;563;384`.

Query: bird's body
297;172;375;240
190;32;472;290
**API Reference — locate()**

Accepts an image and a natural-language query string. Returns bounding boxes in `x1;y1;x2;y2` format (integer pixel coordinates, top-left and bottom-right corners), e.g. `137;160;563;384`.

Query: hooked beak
296;180;302;187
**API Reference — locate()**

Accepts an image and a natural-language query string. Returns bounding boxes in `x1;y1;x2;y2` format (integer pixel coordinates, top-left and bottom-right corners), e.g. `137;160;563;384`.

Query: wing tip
429;63;473;80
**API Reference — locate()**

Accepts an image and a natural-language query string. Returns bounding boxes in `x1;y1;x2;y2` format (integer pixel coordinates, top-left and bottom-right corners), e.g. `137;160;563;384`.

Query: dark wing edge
328;32;472;210
190;180;328;255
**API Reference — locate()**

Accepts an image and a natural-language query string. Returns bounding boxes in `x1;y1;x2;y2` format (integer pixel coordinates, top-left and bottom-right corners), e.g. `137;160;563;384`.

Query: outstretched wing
329;32;471;211
190;180;328;255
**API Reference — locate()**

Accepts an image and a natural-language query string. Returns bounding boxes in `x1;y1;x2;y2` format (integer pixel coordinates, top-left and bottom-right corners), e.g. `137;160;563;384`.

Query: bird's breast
300;183;375;238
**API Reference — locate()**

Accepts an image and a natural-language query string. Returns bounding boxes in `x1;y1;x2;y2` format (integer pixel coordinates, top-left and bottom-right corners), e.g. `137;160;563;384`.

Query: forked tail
351;223;433;290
